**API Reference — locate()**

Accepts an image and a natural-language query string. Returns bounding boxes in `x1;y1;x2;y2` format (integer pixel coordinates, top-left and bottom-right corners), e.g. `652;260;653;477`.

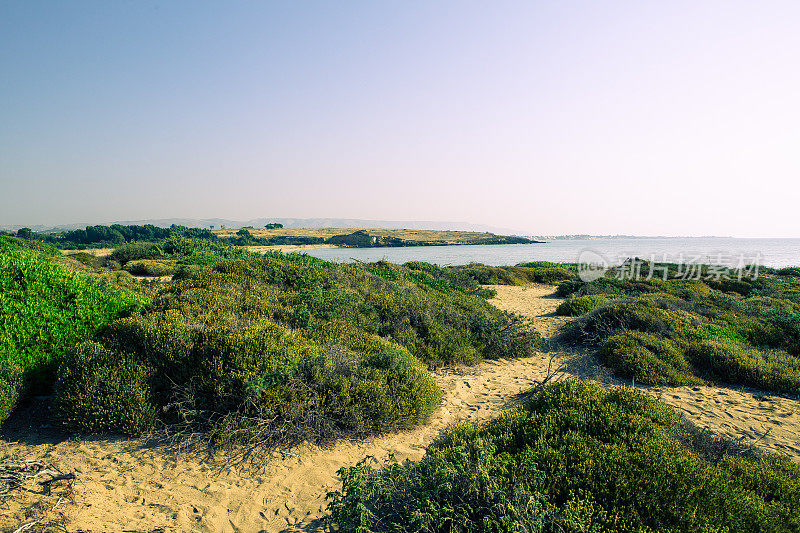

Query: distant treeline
2;224;534;249
1;224;319;249
2;224;218;249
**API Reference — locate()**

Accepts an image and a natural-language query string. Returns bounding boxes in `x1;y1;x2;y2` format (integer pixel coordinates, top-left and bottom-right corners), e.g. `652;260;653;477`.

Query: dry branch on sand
1;457;75;533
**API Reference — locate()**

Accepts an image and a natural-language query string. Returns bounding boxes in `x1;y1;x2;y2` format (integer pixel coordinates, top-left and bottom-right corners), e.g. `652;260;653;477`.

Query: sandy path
3;283;797;532
486;283;571;338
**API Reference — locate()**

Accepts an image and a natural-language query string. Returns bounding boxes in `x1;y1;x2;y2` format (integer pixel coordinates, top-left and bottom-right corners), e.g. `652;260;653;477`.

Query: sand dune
1;283;797;531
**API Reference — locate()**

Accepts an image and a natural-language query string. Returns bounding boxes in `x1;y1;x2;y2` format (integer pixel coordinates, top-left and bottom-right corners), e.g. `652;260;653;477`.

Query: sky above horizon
2;1;799;237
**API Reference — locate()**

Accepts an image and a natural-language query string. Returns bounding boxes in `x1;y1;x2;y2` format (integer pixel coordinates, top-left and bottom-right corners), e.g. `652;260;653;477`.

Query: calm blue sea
301;238;800;268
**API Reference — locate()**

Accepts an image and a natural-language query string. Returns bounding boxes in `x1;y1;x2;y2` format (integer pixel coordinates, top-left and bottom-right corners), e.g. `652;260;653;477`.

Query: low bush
555;268;800;394
0;241;148;424
555;295;608;316
515;266;575;284
65;251;98;266
777;267;800;277
54;253;540;441
329;437;551;532
457;264;523;285
327;380;800;532
556;279;584;297
599;331;701;386
123;259;177;277
109;242;163;265
560;298;700;345
454;263;578;287
55;341;157;436
0;235;60;255
56;313;441;439
160;236;258;266
684;339;800;394
687;323;746;342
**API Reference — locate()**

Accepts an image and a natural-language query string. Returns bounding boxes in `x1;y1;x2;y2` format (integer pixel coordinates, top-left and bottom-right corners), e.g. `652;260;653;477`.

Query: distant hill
529;234;732;240
1;218;525;236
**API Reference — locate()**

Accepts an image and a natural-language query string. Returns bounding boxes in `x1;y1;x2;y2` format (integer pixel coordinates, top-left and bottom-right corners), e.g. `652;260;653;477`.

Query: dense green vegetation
454;262;577;286
1;224;217;249
327;379;800;532
1;224;323;249
0;236;148;424
556;264;800;393
52;249;539;443
556;294;608;316
2;236;540;443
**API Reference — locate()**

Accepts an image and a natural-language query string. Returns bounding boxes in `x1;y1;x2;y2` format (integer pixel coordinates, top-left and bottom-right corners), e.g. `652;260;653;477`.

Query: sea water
301;238;800;268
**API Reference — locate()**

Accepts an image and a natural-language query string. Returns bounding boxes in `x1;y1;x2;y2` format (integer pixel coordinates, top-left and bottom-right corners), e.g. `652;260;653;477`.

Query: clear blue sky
2;1;799;236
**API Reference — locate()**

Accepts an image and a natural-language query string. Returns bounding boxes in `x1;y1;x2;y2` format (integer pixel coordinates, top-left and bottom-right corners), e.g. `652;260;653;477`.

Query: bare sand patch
60;248;113;257
486;283;571;338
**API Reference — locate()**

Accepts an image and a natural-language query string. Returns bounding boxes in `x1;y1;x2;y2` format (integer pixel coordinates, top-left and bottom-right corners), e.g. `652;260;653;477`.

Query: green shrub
457;264;577;286
556;295;608;316
561;298;700;345
55;341;157;436
124;259;177;277
777;267;800;277
556;279;584;297
515;266;575;284
51;252;539;442
684;339;800;394
554;271;800;393
66;251;98;266
600;331;701;386
687;323;746;342
707;278;758;297
0;243;148;424
54;255;456;442
329;438;551;532
0;360;23;424
458;264;523;285
109;241;163;265
403;261;493;297
0;235;60;255
328;380;800;532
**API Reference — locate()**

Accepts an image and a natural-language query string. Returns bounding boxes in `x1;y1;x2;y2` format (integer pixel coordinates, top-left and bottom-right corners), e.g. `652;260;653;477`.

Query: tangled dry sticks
0;457;76;532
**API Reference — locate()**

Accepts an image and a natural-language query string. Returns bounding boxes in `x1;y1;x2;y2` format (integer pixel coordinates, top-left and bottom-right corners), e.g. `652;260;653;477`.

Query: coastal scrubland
1;237;539;449
2;238;800;531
